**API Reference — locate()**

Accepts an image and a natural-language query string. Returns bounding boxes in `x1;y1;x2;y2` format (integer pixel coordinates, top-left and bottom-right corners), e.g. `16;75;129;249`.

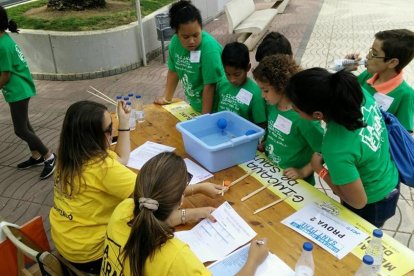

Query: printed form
175;202;257;263
126;141;175;169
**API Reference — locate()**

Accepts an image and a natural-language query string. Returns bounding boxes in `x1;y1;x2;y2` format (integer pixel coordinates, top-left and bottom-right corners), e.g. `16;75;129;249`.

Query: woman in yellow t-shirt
102;152;269;276
49;100;136;274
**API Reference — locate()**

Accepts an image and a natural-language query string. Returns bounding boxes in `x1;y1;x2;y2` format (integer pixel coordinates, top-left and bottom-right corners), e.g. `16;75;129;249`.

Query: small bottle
365;229;383;273
355;255;375;276
115;95;122;119
333;58;367;71
295;242;315;276
126;102;136;130
135;95;145;123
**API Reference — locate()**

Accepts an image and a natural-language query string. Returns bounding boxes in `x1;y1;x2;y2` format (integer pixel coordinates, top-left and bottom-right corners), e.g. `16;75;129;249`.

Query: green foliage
6;0;173;31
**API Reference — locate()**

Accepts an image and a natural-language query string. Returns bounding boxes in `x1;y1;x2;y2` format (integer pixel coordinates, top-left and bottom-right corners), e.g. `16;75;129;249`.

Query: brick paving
1;0;413;254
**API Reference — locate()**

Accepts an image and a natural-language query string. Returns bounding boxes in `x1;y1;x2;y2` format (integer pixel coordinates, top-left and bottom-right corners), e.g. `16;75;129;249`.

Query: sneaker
17;156;45;169
40;154;56;180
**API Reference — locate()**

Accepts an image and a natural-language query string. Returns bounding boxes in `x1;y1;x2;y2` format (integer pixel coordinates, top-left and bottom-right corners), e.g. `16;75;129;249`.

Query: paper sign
282;203;368;259
374;93;394;111
175;202;256;263
126;141;175;169
208;243;294;276
190;50;201;63
274;114;292;135
184;158;213;185
236;88;253;105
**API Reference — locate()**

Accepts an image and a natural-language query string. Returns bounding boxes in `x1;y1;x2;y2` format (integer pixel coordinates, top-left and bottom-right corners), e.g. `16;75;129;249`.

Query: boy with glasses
347;29;414;132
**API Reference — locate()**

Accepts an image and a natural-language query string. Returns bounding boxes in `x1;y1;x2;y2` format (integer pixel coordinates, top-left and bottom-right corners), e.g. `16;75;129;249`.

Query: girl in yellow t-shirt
102;152;269;276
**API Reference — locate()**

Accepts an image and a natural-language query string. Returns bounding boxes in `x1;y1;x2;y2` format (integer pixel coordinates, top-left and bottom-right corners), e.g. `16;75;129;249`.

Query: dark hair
123;152;188;276
255;32;292;62
56;100;109;196
0;6;18;33
222;42;250;69
375;29;414;72
286;68;365;131
169;0;202;31
252;54;301;93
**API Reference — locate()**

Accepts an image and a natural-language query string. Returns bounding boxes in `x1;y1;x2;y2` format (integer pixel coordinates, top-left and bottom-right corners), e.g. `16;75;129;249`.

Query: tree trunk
48;0;106;10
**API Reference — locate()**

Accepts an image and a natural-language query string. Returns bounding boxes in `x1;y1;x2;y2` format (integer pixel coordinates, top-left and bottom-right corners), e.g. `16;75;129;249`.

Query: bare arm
115;101;131;165
201;83;216;114
154;70;179;104
0;72;10;89
237;239;269;276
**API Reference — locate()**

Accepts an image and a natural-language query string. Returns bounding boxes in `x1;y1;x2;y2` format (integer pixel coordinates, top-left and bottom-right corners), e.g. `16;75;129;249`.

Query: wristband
118;128;130;131
319;167;329;180
181;209;186;225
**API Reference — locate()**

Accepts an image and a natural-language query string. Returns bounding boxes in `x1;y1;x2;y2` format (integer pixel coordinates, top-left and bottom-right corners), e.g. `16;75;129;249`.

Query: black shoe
40;154;56;180
17;156;45;169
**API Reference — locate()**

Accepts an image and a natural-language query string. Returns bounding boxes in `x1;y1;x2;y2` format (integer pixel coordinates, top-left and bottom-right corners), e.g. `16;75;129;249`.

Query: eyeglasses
104;122;112;135
368;48;389;60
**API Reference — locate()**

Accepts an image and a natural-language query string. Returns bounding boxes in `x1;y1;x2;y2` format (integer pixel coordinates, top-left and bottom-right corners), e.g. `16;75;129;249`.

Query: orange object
223;180;232;187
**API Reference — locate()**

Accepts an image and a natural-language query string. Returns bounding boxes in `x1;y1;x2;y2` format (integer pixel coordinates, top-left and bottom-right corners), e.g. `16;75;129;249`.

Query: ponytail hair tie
138;197;159;211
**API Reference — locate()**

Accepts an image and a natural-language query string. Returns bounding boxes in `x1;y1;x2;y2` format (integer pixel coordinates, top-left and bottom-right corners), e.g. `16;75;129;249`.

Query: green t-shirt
322;89;399;204
0;33;36;103
265;105;323;179
168;31;225;113
358;70;414;131
216;77;267;124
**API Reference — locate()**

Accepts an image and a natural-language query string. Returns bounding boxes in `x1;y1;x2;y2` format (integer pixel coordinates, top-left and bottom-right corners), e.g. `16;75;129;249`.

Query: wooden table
125;104;380;275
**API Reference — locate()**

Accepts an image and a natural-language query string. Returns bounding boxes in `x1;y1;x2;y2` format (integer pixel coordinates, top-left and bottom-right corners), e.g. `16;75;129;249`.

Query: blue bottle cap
123;96;129;101
303;242;313;251
362;255;374;265
116;95;122;100
135;95;142;99
373;229;383;238
245;129;257;135
217;118;227;130
128;93;134;97
126;102;132;105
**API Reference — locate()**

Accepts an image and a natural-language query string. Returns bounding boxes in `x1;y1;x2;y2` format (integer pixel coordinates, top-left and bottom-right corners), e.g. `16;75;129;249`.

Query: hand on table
154;96;172;105
194;182;228;198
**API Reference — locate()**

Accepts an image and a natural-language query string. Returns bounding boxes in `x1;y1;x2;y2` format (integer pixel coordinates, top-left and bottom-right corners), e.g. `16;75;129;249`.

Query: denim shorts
342;184;400;228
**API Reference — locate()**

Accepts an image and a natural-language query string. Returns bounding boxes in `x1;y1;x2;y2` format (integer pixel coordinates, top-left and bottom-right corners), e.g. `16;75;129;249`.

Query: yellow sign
165;101;414;276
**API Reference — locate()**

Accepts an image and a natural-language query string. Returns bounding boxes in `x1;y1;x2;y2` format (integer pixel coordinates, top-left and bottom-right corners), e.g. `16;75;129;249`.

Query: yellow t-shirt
101;198;211;276
49;150;136;263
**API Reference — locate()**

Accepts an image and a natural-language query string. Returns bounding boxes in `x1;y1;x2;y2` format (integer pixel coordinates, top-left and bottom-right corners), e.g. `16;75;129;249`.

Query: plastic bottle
355;255;375;276
135;95;145;123
115;95;122;119
365;229;383;273
295;242;315;276
333;58;367;71
126;102;136;130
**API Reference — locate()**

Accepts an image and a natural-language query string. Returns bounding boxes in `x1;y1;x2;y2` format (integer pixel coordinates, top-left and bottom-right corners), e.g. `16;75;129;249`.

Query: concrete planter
10;0;229;80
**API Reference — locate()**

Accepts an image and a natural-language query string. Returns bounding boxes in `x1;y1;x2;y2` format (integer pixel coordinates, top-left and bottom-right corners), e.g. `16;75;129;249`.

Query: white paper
190;50;201;63
208;243;294;276
373;92;394;111
126;141;175;170
282;203;368;259
175;202;257;263
236;88;253;105
184;158;213;185
274;114;292;135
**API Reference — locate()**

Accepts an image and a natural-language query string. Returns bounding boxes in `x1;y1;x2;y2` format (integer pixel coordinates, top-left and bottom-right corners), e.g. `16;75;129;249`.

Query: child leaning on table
346;29;414;132
101;152;269;276
216;42;267;128
252;54;324;185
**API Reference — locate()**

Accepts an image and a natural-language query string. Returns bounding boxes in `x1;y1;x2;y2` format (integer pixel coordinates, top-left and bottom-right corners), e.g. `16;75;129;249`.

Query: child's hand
344;53;362;71
154;96;172;105
284;167;304;180
117;100;131;129
247;238;269;266
195;182;228;198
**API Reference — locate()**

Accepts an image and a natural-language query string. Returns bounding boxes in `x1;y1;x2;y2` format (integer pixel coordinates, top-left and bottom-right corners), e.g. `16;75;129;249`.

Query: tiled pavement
1;0;413;255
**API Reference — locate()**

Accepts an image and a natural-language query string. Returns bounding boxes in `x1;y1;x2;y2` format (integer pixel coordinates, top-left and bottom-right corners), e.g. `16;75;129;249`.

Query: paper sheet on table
126;141;175;169
175;202;256;263
184;158;213;185
208;243;294;276
282;203;368;259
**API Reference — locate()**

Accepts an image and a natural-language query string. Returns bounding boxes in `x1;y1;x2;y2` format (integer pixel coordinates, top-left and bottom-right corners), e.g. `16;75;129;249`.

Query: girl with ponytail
286;68;400;228
101;152;268;276
0;5;55;179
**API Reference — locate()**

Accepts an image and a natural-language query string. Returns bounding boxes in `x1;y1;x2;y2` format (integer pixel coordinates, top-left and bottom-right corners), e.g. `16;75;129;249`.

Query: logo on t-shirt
359;104;384;152
15;45;27;64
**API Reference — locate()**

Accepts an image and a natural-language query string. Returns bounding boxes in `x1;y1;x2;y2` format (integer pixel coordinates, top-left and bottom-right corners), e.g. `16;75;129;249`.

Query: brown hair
253;54;301;93
123;152;189;276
